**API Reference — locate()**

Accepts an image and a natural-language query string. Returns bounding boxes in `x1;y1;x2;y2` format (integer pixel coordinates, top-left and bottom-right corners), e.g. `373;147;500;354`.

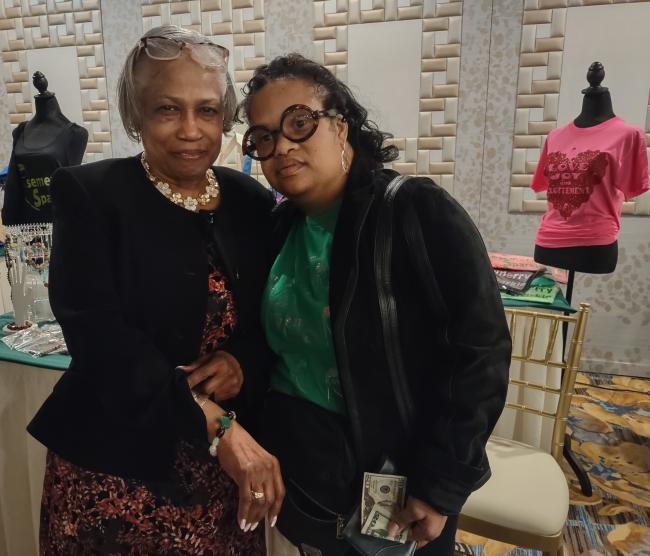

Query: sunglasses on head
242;104;341;161
139;36;229;69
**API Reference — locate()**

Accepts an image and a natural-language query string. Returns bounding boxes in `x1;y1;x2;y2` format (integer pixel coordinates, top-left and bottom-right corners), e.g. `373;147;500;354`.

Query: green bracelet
217;413;234;436
208;410;236;457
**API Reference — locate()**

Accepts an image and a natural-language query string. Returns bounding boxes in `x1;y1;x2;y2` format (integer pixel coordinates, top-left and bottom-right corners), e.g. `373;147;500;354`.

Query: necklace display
140;153;219;212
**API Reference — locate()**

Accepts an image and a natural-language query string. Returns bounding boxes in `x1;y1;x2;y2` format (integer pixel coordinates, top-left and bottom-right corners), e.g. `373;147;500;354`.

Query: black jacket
270;158;511;516
28;155;275;481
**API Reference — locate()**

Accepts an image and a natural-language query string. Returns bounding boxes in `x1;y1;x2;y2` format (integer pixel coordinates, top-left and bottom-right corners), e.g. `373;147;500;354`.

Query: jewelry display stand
4;223;54;331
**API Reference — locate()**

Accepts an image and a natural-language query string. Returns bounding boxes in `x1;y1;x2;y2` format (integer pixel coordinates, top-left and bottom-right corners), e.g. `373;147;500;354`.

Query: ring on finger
250;489;265;502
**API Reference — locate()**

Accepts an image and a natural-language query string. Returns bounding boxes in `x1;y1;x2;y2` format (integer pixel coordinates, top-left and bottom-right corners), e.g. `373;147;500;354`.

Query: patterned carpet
455;372;650;556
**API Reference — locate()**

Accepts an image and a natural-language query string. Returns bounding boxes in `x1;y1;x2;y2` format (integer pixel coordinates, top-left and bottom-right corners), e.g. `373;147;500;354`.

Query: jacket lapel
328;183;375;325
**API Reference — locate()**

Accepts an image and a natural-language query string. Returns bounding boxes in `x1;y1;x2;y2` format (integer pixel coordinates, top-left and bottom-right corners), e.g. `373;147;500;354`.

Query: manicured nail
251;522;259;531
270;516;277;528
240;519;247;531
244;522;252;532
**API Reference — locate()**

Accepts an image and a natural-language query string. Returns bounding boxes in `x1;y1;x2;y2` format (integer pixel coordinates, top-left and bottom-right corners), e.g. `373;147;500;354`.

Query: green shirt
261;204;345;415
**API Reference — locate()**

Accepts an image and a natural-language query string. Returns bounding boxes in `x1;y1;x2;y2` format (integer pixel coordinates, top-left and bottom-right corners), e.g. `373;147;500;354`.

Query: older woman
235;54;512;555
28;25;283;555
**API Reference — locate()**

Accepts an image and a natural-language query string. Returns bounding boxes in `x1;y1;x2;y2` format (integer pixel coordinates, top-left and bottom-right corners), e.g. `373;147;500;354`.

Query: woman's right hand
203;401;285;532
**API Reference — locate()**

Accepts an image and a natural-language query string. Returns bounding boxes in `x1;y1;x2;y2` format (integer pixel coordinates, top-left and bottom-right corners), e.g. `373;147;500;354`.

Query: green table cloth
0;312;69;371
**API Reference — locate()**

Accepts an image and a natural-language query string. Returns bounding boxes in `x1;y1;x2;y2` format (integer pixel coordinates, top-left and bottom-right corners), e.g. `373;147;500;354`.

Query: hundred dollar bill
360;505;409;544
361;472;407;525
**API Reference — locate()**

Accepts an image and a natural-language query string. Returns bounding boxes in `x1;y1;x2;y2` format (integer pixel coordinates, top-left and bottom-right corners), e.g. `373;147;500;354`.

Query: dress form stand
23;71;88;158
536;62;618;333
1;71;88;225
534;62;618;498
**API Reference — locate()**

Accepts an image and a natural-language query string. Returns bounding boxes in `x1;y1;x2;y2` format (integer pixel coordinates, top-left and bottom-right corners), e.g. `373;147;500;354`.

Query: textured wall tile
348;19;422;138
0;75;11;165
480;4;537;245
453;0;490;222
102;0;143;158
1;0;112;162
266;0;312;59
313;0;463;190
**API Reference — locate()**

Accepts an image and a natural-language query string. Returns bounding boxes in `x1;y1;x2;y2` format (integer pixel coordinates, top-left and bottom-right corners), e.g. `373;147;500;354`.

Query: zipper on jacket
336;514;346;539
332;196;373;466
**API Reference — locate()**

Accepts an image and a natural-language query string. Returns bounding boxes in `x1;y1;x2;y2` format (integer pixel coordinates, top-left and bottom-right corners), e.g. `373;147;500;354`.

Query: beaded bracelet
208;410;237;457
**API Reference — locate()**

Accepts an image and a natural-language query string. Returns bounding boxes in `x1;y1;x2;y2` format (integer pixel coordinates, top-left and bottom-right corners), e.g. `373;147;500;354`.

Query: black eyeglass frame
139;36;229;66
242;104;341;161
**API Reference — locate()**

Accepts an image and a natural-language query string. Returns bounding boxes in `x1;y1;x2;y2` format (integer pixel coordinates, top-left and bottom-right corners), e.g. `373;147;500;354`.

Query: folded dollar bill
360;472;408;543
360;505;409;544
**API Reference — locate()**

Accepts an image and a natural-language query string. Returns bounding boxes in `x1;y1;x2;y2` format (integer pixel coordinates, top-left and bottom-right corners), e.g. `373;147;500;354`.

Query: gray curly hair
117;25;237;142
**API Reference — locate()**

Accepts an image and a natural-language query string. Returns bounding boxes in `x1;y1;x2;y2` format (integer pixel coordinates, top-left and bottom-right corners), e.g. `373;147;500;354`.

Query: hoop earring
340;147;349;173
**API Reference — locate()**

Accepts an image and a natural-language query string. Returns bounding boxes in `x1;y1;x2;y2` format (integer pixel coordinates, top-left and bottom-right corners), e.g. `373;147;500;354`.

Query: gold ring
251;490;265;501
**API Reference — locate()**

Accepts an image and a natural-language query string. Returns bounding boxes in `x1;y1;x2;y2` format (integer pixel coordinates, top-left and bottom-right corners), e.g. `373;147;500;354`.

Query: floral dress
39;241;264;555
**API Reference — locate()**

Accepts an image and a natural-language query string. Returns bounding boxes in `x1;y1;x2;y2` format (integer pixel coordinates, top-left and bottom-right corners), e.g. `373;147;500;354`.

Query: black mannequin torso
23;95;72;148
573;62;615;128
573;91;615;129
534;61;618;275
534;242;617;274
22;71;87;153
2;72;88;225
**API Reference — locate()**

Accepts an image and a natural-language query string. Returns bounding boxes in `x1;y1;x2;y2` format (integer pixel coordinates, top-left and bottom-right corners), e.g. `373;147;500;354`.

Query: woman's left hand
387;496;448;549
179;351;243;401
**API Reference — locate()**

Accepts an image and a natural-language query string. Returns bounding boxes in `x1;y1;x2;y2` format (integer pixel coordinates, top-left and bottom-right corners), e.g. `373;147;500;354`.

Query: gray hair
117;25;237;141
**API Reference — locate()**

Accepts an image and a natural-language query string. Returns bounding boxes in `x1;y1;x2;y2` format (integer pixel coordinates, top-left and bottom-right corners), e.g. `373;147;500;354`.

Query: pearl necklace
140;153;220;212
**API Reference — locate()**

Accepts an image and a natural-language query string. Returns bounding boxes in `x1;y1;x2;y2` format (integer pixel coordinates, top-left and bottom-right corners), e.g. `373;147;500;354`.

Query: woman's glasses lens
282;109;317;141
144;37;181;60
142;37;228;68
191;45;228;68
243;106;331;160
246;129;275;160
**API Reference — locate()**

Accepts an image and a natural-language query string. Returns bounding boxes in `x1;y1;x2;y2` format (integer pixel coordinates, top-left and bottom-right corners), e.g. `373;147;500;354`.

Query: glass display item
4;223;54;330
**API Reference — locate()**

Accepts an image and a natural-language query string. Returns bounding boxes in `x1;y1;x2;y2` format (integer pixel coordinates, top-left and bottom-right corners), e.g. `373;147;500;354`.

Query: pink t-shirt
532;116;649;248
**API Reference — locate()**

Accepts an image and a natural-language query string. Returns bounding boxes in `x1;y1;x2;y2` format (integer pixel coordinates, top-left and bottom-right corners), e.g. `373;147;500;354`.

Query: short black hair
238;53;398;165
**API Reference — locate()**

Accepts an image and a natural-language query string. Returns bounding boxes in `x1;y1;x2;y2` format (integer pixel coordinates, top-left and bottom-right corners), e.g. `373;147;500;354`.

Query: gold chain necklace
140;153;220;212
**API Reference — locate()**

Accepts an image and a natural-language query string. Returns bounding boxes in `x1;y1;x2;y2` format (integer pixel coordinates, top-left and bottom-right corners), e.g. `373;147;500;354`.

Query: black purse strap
374;175;415;433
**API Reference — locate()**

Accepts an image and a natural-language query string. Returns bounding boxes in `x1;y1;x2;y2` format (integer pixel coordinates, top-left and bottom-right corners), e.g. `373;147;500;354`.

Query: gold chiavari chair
459;302;590;556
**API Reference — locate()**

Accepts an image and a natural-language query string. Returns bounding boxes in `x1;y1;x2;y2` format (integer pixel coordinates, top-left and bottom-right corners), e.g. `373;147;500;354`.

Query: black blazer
28;155;275;481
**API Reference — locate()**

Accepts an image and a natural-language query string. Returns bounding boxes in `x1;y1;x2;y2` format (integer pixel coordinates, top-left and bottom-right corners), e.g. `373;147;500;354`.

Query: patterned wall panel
142;0;265;87
141;0;265;174
509;0;650;216
312;0;462;193
0;0;111;162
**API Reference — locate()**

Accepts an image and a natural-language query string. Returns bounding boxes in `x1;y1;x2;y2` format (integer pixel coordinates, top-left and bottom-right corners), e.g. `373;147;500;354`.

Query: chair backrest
501;302;590;462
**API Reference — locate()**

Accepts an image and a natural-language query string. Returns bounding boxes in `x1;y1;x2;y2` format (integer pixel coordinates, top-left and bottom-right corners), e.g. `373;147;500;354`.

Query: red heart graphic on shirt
545;150;608;218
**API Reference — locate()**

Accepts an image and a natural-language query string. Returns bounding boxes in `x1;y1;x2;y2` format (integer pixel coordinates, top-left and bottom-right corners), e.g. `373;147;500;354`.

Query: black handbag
263;175;416;556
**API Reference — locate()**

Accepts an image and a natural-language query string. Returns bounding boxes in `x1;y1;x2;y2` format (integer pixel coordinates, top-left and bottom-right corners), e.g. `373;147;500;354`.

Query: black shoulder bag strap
374;175;416;433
